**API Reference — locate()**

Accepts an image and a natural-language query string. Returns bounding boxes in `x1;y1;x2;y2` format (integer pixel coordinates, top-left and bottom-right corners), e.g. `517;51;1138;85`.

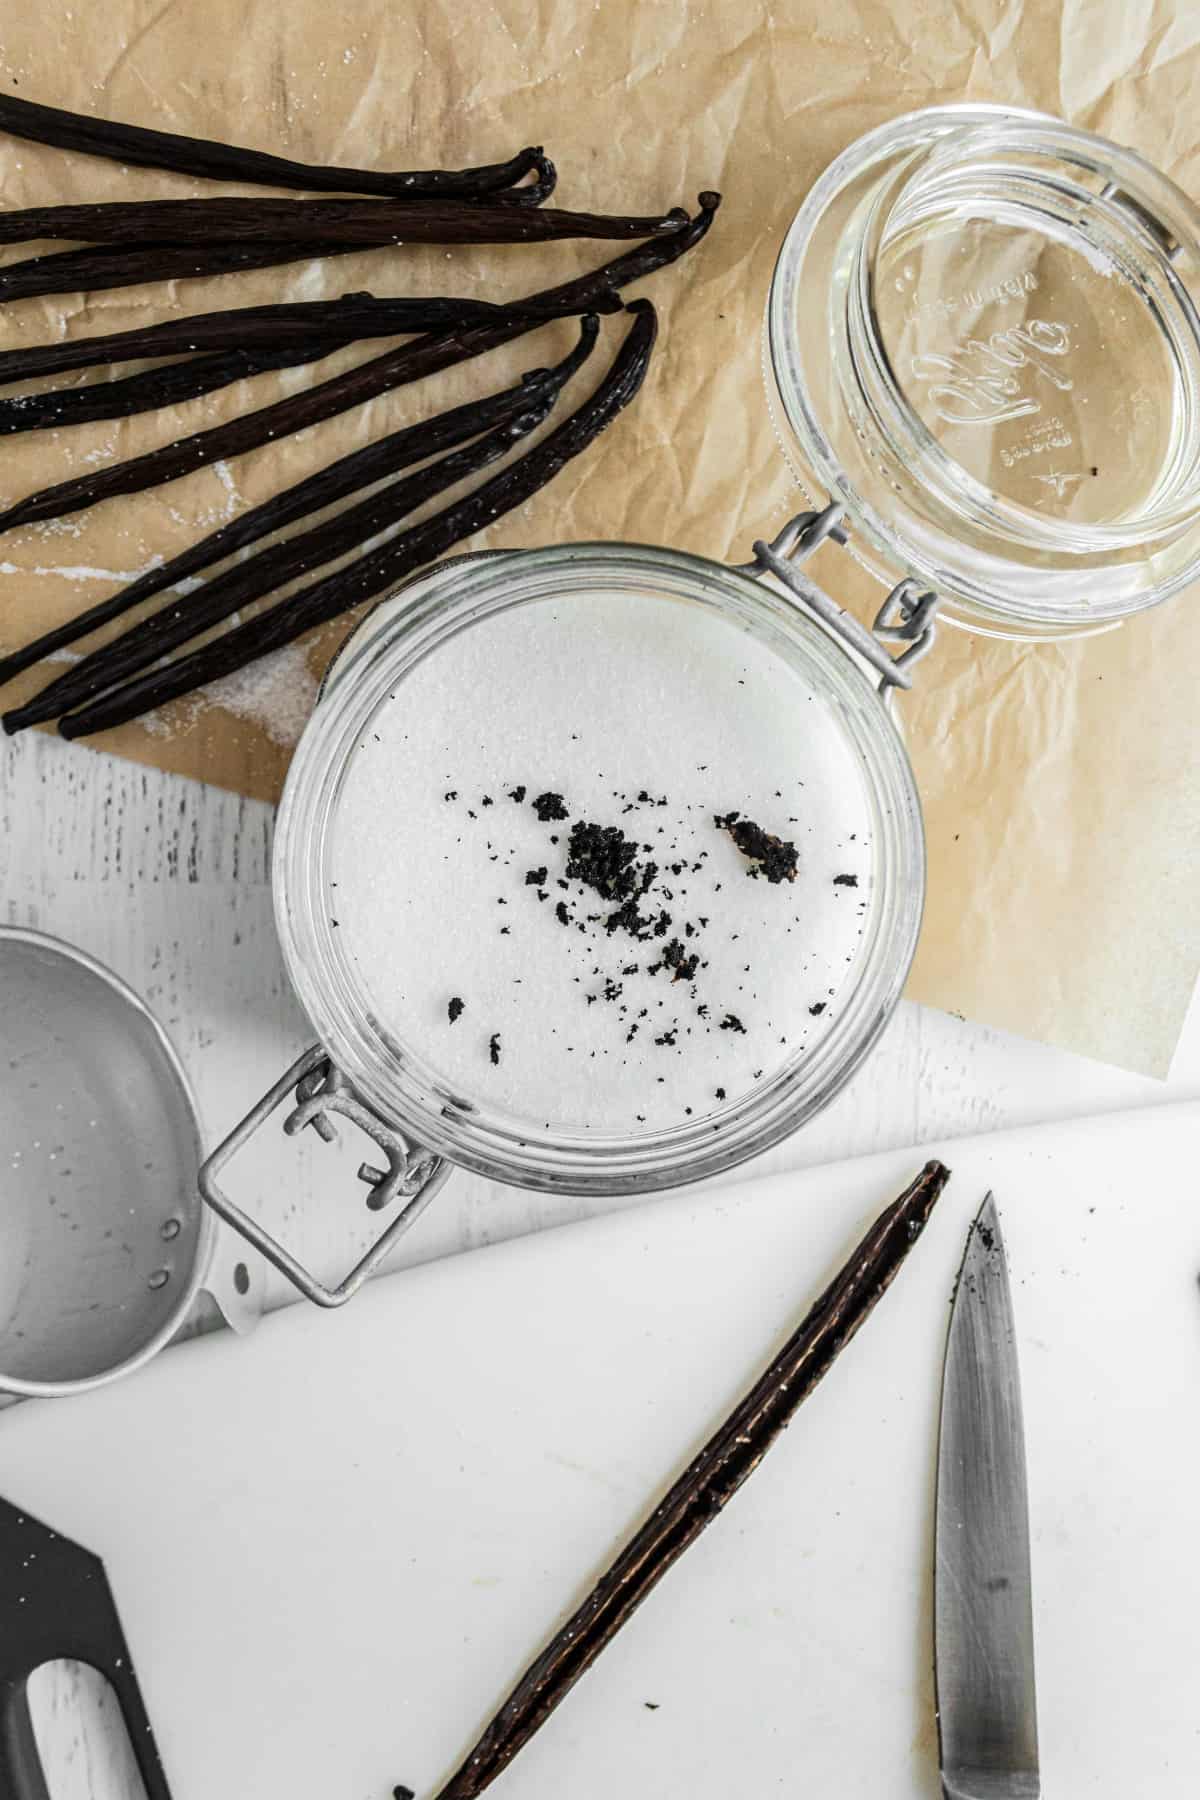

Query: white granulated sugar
0;561;151;584
206;640;318;747
330;590;875;1136
211;461;240;517
140;701;197;740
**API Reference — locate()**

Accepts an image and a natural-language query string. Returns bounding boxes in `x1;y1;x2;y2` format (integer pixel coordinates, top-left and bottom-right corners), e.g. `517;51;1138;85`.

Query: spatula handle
0;1499;173;1799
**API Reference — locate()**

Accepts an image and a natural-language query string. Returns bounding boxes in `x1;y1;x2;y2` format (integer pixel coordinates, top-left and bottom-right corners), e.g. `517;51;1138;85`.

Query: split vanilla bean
0;93;555;204
0;196;688;248
0;194;718;537
57;302;657;739
424;1161;950;1800
6;321;599;729
0;291;612;386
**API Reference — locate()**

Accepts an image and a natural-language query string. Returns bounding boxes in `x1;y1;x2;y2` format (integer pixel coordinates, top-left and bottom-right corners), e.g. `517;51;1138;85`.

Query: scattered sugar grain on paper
138;644;317;747
206;641;319;746
212;461;241;518
141;700;201;740
0;560;153;584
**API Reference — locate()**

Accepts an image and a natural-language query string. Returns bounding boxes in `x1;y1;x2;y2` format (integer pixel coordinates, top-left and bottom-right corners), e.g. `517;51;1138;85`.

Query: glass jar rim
855;121;1200;548
274;541;926;1196
767;104;1200;632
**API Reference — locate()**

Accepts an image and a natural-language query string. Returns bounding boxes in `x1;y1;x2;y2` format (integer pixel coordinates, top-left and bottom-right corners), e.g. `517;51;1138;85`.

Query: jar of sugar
199;528;930;1305
199;105;1200;1306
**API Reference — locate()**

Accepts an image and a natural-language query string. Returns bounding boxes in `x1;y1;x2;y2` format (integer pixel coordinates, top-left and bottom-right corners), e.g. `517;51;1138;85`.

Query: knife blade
935;1194;1039;1800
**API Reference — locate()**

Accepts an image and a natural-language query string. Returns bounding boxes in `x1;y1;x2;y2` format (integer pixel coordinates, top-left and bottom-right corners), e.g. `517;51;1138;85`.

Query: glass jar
766;105;1200;636
200;104;1197;1307
199;528;932;1306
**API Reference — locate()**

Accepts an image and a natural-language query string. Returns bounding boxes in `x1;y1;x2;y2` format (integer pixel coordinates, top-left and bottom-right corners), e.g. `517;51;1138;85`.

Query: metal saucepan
0;926;259;1397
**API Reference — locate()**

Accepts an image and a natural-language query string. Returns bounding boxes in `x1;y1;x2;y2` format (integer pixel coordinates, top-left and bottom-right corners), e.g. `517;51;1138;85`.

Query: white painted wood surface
3;726;1199;1313
4;1106;1199;1800
2;726;1199;1798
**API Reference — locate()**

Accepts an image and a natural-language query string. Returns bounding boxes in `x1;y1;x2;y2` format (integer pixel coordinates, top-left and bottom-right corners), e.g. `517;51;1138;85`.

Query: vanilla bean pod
0;196;687;248
0;238;370;306
529;190;720;313
0;93;555;204
6;320;598;728
57;302;656;739
0;309;565;532
0;336;349;436
0;194;718;536
0;291;600;386
426;1161;950;1800
0;328;602;703
0;189;682;302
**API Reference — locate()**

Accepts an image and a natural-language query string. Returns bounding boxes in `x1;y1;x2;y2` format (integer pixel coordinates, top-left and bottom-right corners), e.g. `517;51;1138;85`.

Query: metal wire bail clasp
199;1045;451;1309
734;503;939;701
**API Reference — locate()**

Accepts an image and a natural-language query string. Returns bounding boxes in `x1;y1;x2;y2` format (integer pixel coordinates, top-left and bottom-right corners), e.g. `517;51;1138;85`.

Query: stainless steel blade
935;1194;1039;1800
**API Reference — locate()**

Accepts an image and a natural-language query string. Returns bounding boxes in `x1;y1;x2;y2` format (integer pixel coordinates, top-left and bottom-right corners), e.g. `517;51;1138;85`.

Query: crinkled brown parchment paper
0;0;1196;1075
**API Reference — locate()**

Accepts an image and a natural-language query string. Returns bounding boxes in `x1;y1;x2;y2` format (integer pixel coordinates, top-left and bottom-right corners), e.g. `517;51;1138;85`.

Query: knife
935;1194;1039;1800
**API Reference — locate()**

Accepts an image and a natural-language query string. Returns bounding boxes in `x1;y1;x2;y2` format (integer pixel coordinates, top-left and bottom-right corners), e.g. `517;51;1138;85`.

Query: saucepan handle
198;1044;451;1309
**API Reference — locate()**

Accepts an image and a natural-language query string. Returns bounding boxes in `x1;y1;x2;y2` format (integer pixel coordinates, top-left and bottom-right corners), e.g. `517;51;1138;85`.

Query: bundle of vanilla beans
0;94;719;739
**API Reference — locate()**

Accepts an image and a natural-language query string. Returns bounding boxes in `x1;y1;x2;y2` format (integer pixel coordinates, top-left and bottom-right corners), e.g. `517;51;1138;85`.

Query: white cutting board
2;1104;1198;1800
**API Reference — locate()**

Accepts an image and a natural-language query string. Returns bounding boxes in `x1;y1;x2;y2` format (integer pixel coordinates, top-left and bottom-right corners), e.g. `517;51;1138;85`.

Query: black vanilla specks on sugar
436;778;870;1122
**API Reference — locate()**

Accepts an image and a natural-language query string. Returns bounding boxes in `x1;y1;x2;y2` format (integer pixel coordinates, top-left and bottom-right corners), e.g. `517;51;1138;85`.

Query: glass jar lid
274;543;924;1195
767;105;1200;634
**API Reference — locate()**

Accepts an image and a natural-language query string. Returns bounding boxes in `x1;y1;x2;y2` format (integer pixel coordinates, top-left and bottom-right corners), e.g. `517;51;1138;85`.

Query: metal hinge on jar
733;504;940;702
